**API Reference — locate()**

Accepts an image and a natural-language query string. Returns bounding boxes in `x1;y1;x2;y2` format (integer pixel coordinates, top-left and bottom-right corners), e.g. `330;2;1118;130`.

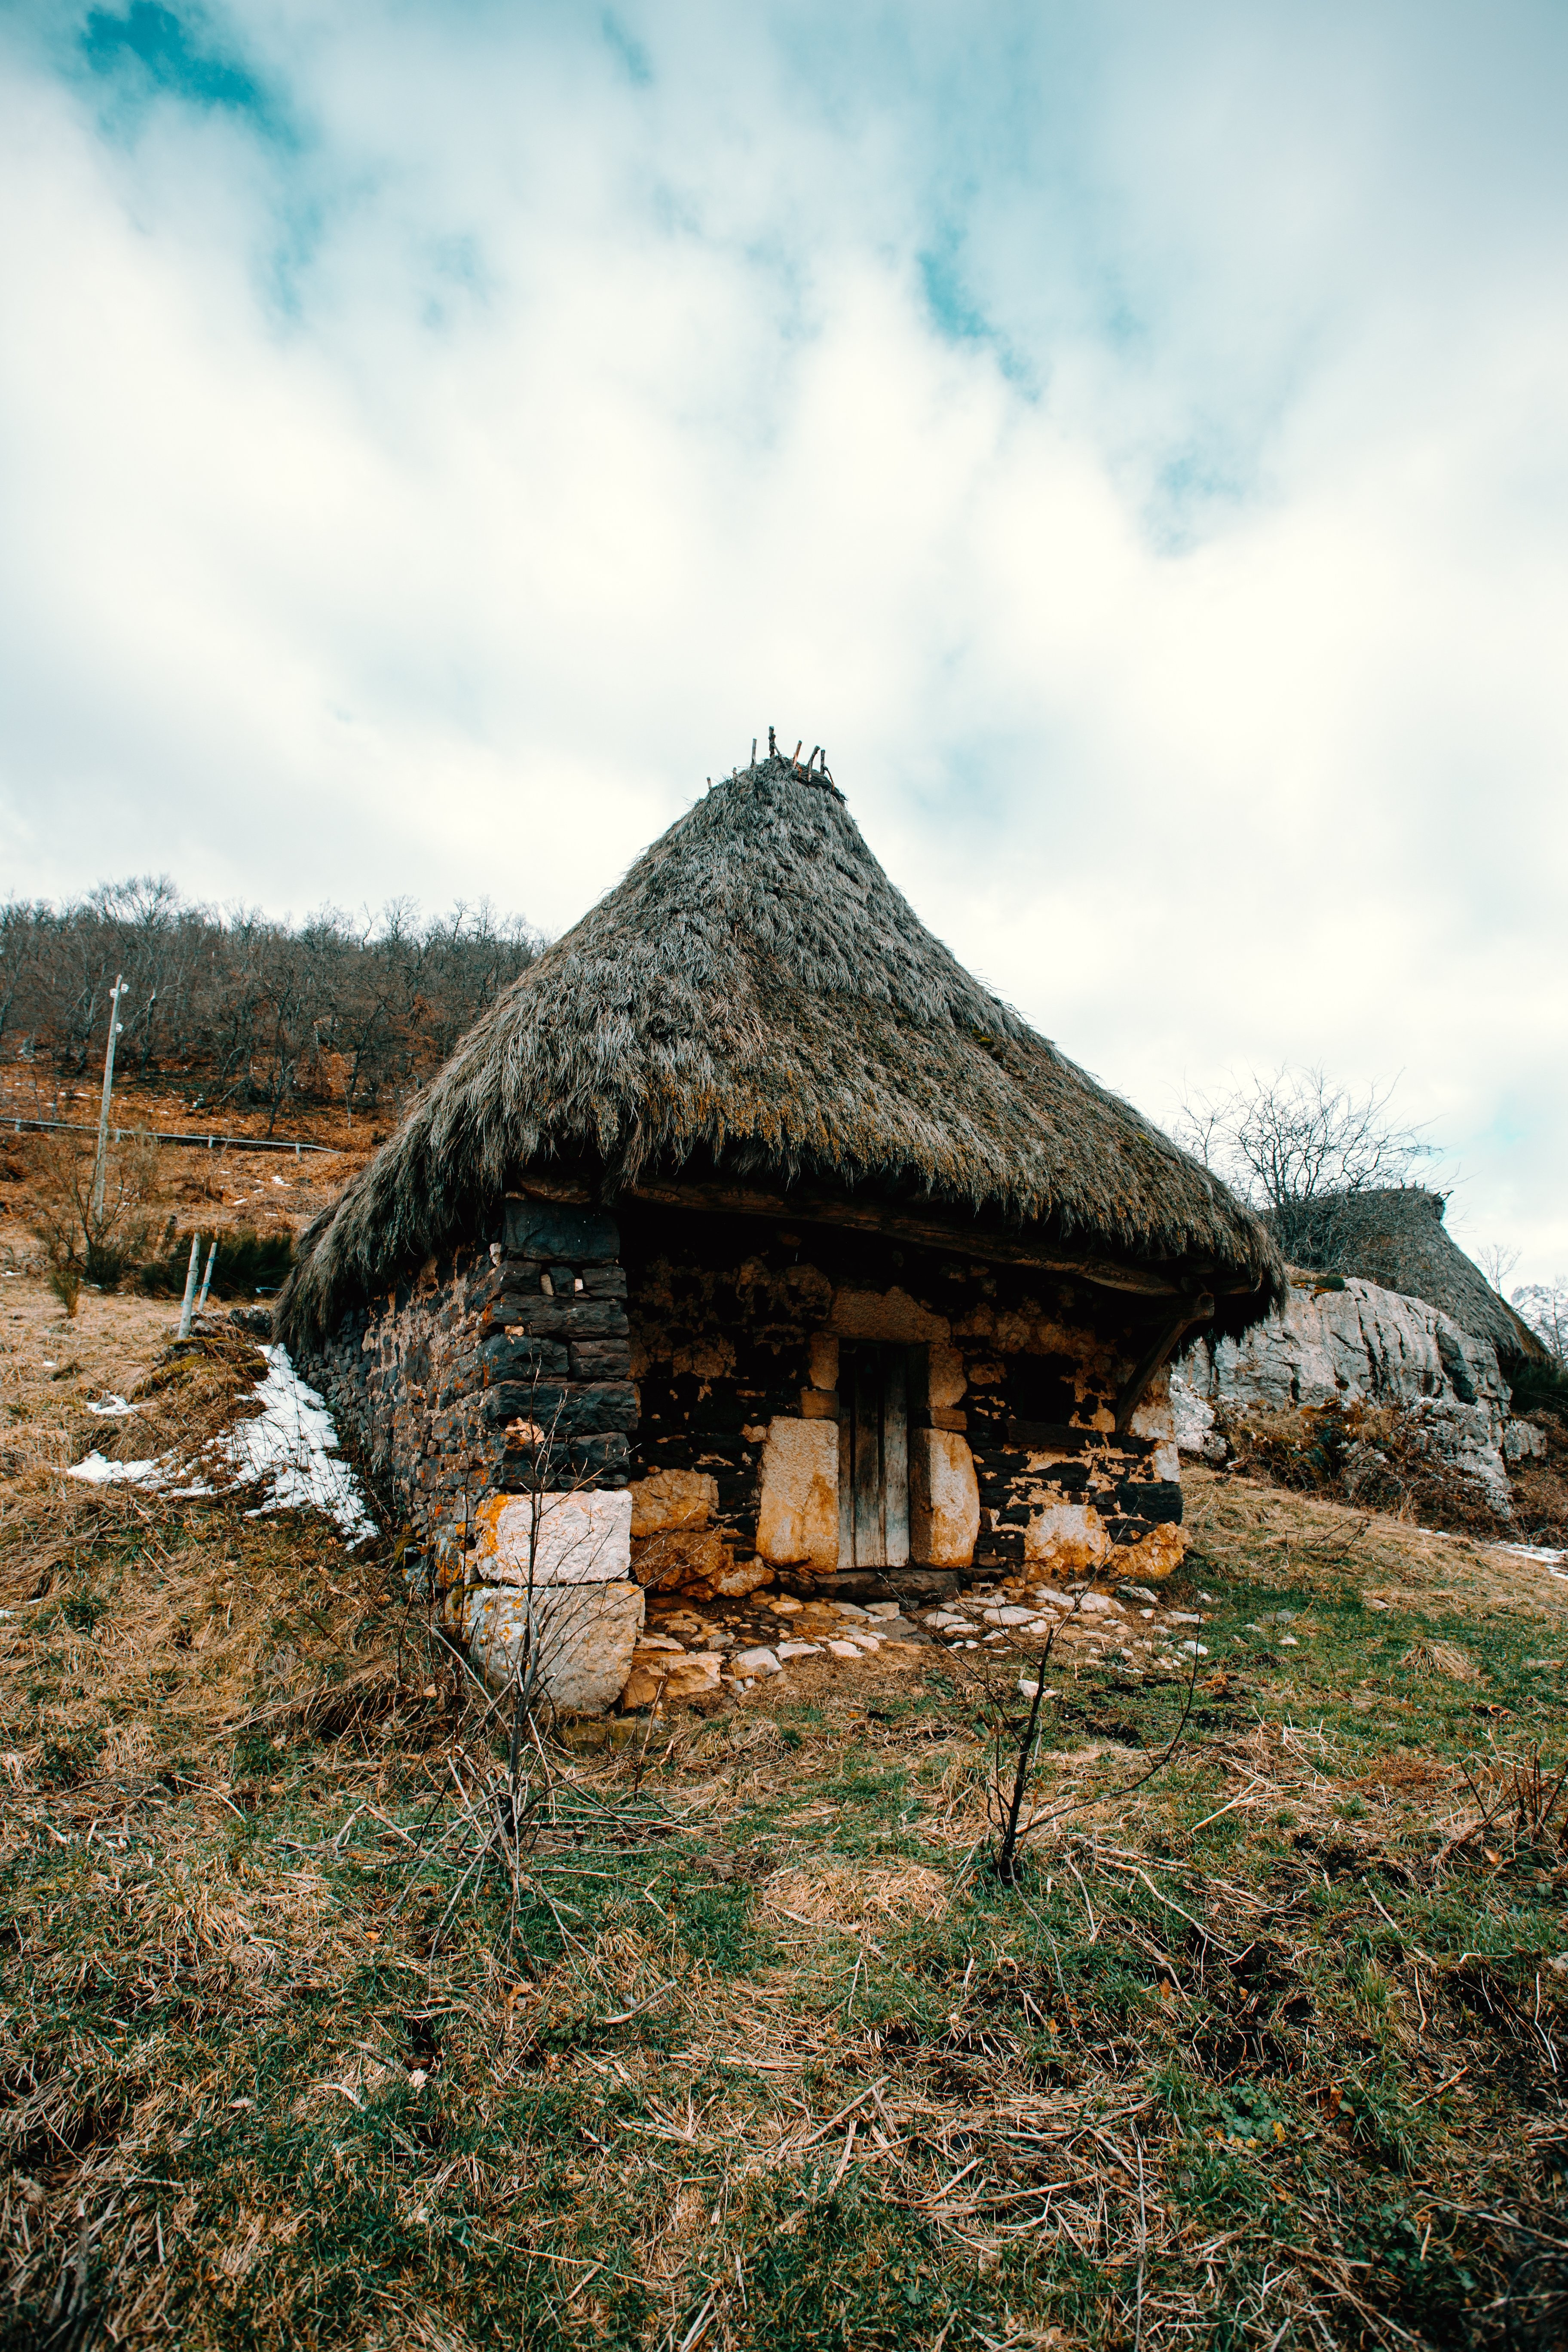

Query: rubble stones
632;1526;730;1592
619;1645;725;1709
707;1556;776;1599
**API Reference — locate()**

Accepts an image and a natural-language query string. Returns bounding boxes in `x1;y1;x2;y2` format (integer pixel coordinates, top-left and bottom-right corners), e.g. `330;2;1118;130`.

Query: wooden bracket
1112;1293;1214;1434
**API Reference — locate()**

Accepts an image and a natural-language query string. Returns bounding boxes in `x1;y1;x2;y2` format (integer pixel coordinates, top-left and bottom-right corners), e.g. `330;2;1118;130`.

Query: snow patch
66;1346;375;1544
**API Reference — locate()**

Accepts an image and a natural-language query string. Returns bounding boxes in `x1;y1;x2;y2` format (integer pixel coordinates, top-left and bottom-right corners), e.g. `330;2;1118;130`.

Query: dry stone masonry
306;1193;1195;1712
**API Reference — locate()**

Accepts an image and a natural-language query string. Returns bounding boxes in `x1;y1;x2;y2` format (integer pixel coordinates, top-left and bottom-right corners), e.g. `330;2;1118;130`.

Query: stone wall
303;1193;1200;1707
619;1202;1187;1587
303;1196;635;1579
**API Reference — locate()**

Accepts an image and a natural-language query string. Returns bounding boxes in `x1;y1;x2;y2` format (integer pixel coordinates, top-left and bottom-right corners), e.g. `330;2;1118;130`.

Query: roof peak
704;732;843;802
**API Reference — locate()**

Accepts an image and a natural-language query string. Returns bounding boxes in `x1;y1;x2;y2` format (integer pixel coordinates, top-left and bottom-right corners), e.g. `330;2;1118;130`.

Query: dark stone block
483;1381;568;1425
507;1298;629;1339
481;1334;570;1380
483;1379;637;1436
559;1381;639;1435
504;1199;620;1263
814;1572;897;1602
569;1339;632;1379
1115;1478;1183;1525
580;1265;628;1298
893;1568;961;1601
570;1433;632;1475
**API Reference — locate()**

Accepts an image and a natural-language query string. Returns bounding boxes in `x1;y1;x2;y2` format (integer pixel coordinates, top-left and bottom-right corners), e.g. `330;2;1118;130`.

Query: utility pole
90;974;127;1225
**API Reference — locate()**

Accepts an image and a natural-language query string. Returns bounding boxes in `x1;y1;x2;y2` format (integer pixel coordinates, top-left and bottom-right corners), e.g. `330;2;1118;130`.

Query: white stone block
465;1578;644;1714
471;1489;632;1585
910;1428;980;1566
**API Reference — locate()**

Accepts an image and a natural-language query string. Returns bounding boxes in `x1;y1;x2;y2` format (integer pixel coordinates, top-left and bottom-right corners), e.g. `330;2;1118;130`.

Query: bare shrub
1218;1397;1510;1536
47;1262;82;1317
27;1130;164;1288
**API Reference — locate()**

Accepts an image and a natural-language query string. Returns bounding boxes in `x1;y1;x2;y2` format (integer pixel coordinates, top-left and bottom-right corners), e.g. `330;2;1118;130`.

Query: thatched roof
1271;1187;1546;1365
278;750;1283;1345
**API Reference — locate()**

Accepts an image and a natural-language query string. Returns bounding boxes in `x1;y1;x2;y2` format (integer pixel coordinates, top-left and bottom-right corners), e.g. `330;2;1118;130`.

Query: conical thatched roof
1271;1187;1546;1366
278;751;1283;1345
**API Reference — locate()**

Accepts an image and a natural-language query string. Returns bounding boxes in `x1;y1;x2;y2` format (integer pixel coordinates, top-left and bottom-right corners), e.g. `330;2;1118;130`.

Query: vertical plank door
852;1344;885;1565
882;1345;910;1568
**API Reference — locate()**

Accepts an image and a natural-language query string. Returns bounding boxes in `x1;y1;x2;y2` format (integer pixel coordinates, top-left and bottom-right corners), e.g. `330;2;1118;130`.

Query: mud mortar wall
305;1196;1190;1584
619;1203;1186;1582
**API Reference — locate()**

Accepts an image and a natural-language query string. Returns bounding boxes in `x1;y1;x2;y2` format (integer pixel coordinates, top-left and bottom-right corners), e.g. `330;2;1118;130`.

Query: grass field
4;1275;1568;2349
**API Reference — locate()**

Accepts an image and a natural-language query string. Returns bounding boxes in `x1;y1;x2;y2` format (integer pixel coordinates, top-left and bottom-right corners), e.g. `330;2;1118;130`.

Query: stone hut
278;747;1283;1709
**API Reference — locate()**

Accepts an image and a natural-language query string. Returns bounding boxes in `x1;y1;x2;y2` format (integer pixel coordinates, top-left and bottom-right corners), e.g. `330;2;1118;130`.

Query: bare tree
1514;1280;1568;1363
1477;1241;1521;1297
28;1130;164;1293
1174;1066;1438;1263
0;879;540;1118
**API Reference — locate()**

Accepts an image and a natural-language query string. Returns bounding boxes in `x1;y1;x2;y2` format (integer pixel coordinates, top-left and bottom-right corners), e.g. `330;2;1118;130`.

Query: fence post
196;1240;218;1313
89;975;126;1224
177;1236;202;1338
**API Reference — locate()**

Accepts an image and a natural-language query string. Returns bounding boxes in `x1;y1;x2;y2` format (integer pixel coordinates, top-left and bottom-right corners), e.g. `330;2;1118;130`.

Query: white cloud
1;3;1565;1278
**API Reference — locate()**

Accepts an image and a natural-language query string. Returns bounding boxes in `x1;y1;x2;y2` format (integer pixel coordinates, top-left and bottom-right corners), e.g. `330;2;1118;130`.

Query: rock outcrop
1172;1275;1522;1516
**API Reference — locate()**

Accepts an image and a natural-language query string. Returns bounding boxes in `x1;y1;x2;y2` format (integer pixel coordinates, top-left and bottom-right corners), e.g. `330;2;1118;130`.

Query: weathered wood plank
1112;1295;1214;1433
853;1345;884;1565
883;1346;910;1570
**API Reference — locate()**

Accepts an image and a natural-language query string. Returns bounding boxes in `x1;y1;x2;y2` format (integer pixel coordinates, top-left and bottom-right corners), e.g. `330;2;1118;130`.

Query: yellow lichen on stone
628;1469;719;1537
910;1429;980;1566
1025;1501;1113;1574
756;1416;840;1568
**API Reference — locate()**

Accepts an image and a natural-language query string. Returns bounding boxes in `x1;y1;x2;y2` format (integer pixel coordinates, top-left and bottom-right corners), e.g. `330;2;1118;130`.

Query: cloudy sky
3;2;1565;1279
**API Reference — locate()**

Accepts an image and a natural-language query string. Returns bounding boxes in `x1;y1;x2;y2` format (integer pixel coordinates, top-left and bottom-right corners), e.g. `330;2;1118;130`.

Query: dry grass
0;1084;373;1309
5;1285;1568;2349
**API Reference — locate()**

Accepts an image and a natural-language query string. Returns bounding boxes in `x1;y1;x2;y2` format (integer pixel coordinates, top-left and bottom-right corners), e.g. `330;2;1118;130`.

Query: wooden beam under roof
508;1170;1264;1303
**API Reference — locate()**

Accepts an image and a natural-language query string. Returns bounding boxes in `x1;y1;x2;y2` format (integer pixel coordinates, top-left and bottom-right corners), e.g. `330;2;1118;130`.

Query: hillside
4;1270;1568;2348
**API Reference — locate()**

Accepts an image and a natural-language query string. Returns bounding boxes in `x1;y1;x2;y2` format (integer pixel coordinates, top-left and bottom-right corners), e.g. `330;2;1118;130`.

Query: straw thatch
278;753;1282;1345
1270;1187;1546;1366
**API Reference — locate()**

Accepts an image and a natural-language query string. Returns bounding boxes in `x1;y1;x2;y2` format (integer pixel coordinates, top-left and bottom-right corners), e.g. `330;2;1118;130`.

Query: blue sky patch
918;240;1033;389
601;10;652;88
80;3;270;122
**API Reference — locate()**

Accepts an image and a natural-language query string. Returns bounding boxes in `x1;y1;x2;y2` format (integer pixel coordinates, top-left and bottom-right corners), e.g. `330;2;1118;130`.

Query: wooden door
836;1343;911;1570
